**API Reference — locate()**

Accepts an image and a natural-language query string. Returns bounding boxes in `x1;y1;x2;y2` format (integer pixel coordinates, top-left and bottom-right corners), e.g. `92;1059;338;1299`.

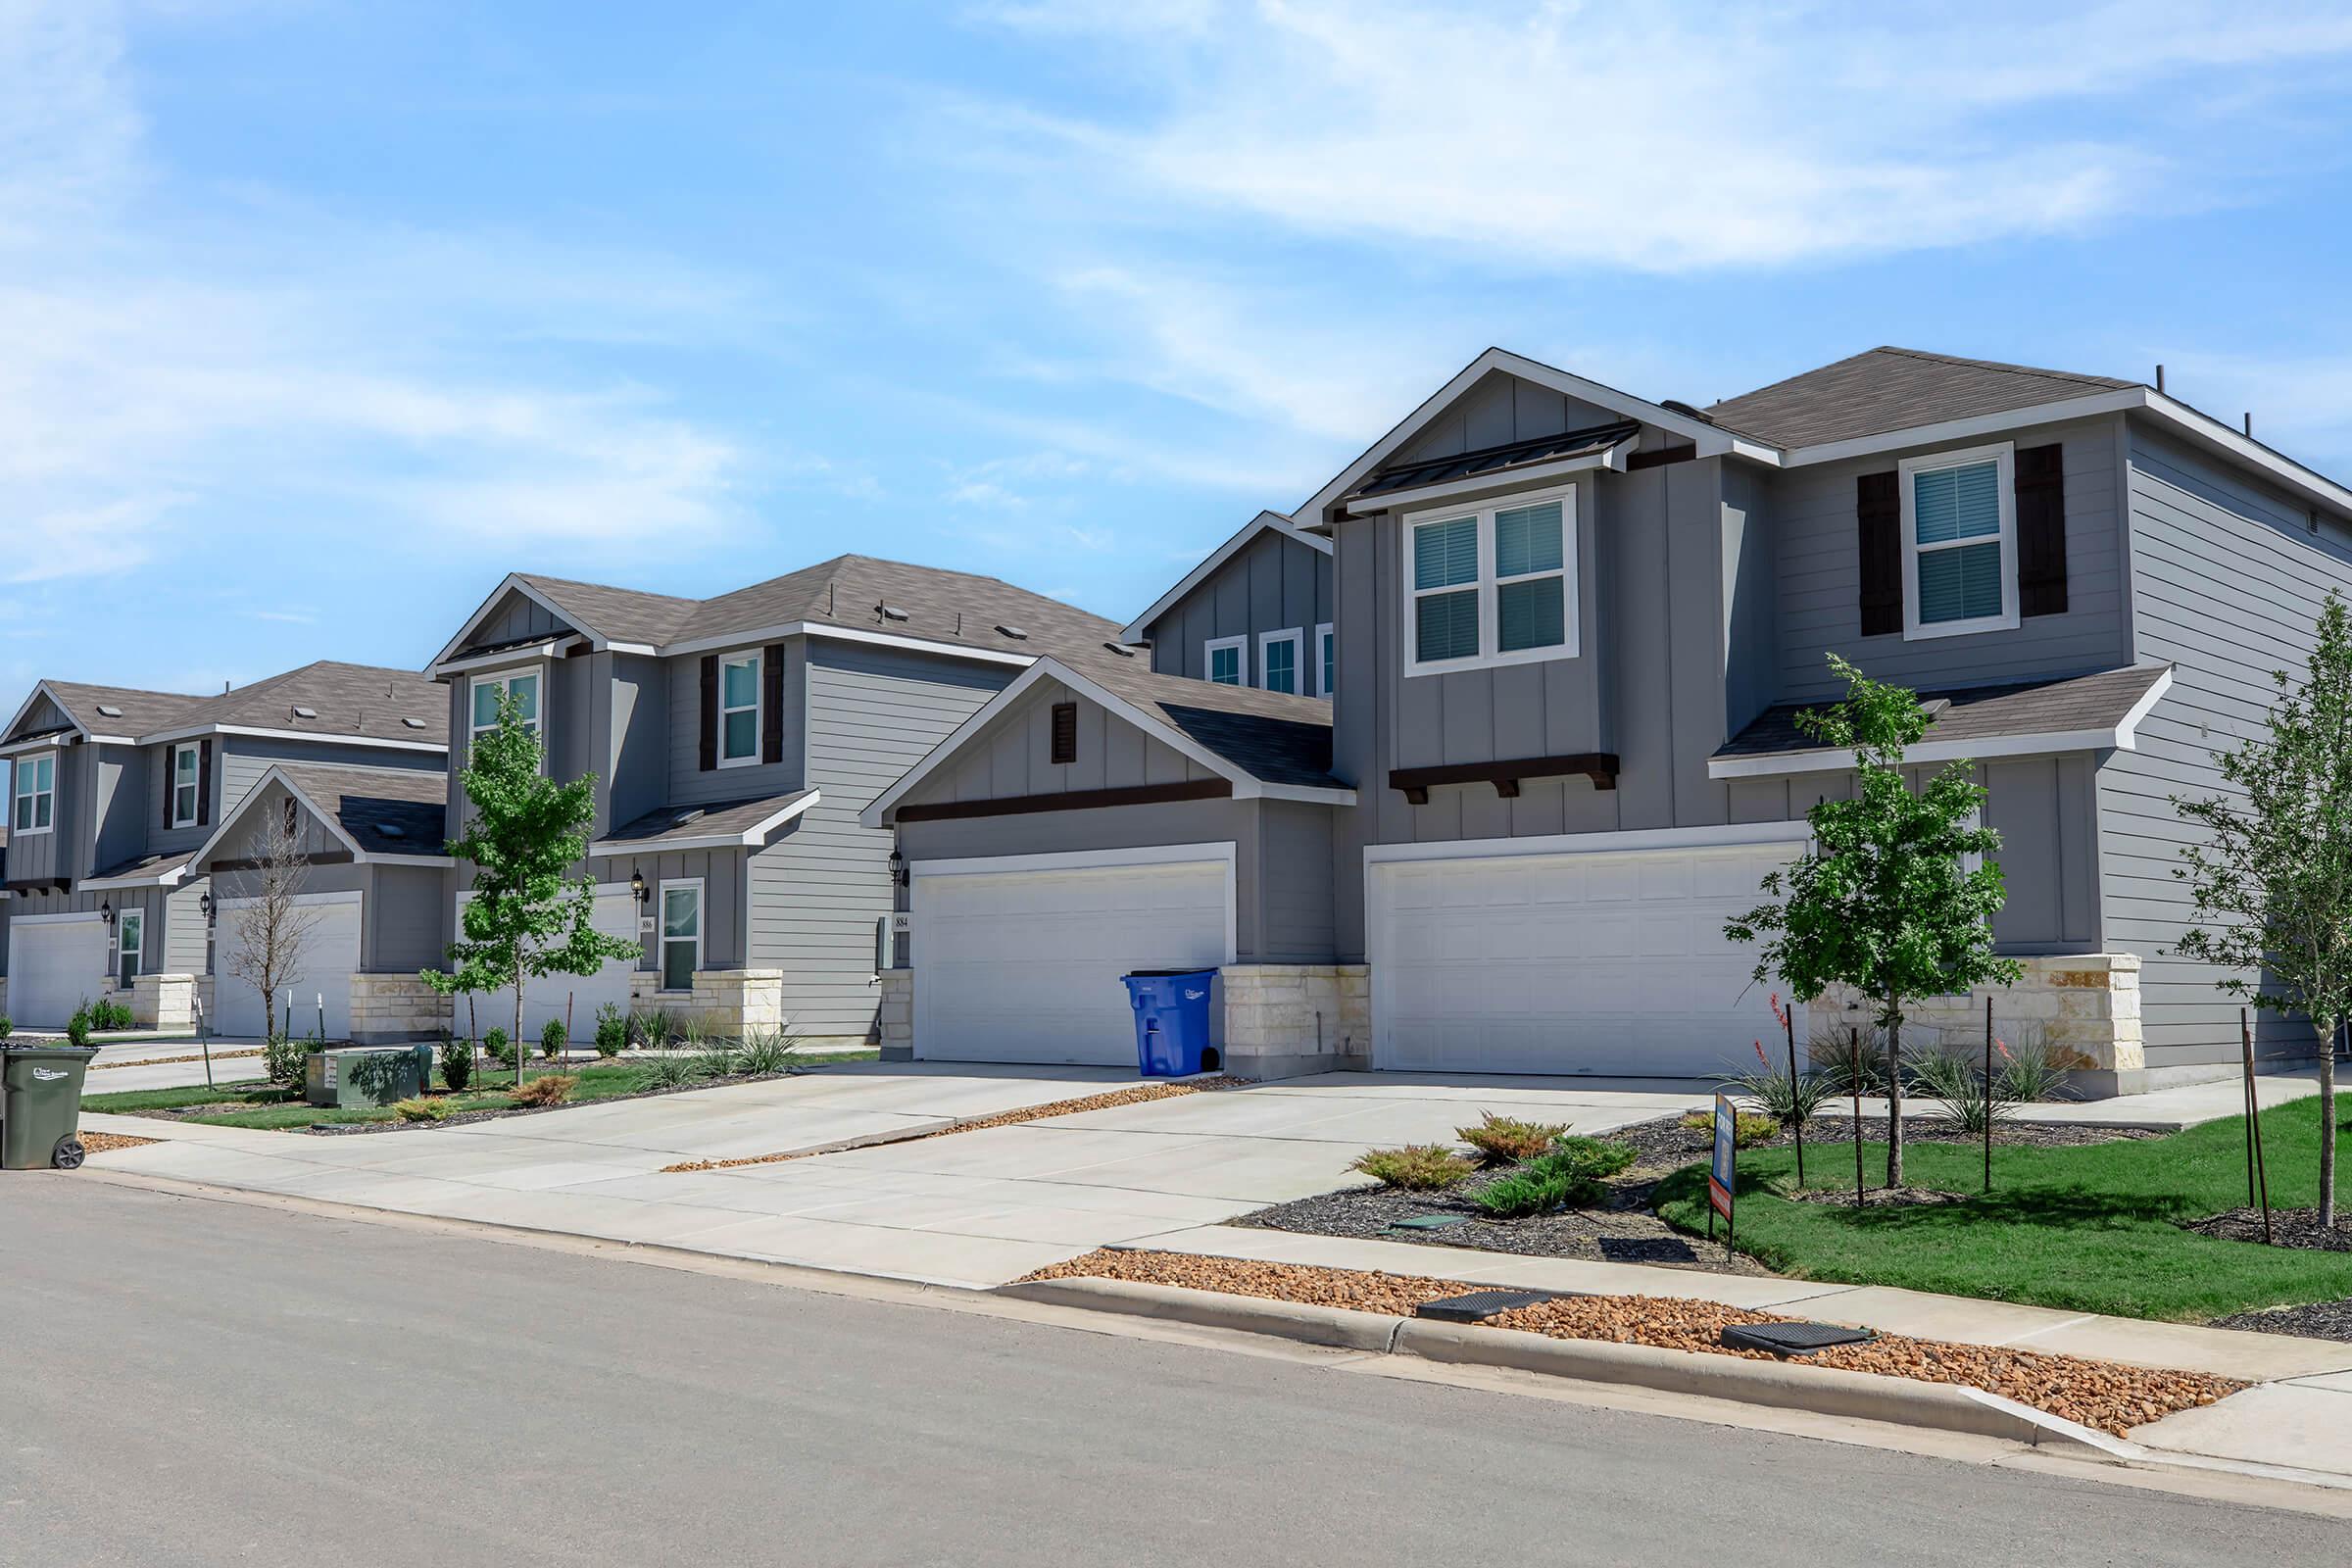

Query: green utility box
1;1044;100;1170
304;1046;427;1108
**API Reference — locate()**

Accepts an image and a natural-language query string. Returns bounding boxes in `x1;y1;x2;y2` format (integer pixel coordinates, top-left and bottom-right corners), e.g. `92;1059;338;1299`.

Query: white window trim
1401;482;1582;678
658;878;705;993
116;907;144;983
1203;635;1248;687
716;650;762;768
169;741;201;829
1899;441;2019;642
1314;622;1335;699
467;665;545;741
1256;628;1304;696
12;748;55;837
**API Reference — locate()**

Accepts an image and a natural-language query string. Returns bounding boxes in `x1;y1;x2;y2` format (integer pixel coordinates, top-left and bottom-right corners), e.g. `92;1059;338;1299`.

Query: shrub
1472;1138;1635;1217
1680;1109;1781;1148
1814;1028;1890;1098
1906;1048;2016;1137
0;1014;12;1040
690;1038;738;1080
629;1008;675;1050
511;1073;577;1107
483;1027;515;1069
438;1036;473;1093
1349;1144;1478;1190
643;1053;696;1091
1994;1025;2075;1104
1718;1037;1837;1131
393;1096;450;1123
66;1002;92;1048
737;1027;803;1077
594;1002;627;1057
540;1017;567;1060
1455;1111;1572;1164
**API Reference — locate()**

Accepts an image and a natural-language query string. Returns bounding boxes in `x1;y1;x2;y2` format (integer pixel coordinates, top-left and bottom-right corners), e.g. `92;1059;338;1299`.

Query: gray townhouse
409;555;1123;1046
868;345;2352;1097
0;663;448;1034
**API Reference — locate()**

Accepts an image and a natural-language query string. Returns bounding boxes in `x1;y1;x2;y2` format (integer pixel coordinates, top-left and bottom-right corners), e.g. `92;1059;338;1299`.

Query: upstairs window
170;742;200;828
1315;623;1335;699
1900;442;2018;639
1404;485;1578;676
719;652;760;765
13;752;54;834
470;669;541;740
1259;629;1301;696
1205;636;1246;686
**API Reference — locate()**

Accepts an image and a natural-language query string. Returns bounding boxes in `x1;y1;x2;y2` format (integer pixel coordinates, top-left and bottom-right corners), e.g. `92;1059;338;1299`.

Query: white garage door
1371;834;1801;1078
215;895;361;1041
913;853;1232;1066
461;886;640;1045
7;916;109;1029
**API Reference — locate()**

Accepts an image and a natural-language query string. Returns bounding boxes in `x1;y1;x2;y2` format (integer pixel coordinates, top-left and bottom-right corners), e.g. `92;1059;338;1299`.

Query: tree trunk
514;965;527;1090
2320;1015;2339;1230
1885;995;1905;1190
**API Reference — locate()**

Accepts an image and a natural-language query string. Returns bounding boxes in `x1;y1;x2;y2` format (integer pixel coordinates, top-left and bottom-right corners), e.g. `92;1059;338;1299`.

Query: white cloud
961;0;2352;272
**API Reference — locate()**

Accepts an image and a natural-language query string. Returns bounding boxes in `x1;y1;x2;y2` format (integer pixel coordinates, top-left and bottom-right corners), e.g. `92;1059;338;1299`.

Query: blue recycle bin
1120;968;1220;1077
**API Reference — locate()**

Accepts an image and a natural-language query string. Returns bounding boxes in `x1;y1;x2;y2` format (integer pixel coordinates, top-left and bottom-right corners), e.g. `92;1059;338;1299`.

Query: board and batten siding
1143;528;1333;684
586;846;747;974
893;676;1217;807
1772;415;2132;702
748;643;1009;1035
2103;422;2352;1069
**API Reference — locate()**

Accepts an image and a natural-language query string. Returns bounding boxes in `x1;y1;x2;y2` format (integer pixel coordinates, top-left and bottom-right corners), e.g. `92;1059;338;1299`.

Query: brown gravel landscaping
1024;1248;2245;1436
662;1077;1250;1173
76;1131;161;1154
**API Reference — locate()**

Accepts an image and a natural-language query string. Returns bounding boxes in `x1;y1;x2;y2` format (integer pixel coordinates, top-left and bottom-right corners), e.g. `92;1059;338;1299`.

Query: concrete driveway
83;1066;1711;1287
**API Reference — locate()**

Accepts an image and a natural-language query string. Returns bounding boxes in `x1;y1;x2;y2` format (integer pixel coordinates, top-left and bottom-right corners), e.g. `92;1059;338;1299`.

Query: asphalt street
2;1178;2344;1565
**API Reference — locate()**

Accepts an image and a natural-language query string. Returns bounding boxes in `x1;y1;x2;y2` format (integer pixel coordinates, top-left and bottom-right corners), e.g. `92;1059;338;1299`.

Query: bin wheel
52;1138;85;1172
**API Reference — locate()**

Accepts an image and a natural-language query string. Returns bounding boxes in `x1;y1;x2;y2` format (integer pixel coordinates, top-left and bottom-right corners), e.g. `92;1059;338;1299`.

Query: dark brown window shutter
196;740;212;827
761;643;785;765
2015;443;2068;617
1050;702;1078;765
698;655;717;771
1856;470;1901;636
161;750;172;830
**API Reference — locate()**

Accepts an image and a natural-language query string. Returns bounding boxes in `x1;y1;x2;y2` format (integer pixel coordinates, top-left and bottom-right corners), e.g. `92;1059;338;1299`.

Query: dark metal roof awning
1345;419;1641;504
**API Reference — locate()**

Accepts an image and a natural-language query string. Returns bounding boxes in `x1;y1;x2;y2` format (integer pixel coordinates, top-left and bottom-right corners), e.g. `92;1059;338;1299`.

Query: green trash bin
1;1044;101;1170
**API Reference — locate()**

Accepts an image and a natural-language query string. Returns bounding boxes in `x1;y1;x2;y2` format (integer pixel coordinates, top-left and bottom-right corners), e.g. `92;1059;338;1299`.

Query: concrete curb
1000;1277;2122;1455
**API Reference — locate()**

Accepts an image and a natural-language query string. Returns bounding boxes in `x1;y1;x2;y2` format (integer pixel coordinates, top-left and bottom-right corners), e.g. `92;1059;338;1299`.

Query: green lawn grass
1653;1098;2352;1322
84;1051;878;1131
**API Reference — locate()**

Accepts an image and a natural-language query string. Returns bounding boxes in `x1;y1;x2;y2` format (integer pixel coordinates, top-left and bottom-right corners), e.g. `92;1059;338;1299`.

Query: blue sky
9;0;2352;709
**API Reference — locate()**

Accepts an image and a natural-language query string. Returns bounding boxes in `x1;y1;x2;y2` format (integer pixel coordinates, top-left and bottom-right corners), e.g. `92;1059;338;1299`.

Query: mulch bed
91;1048;269;1072
76;1130;161;1154
2208;1298;2352;1342
2185;1206;2352;1253
123;1065;810;1135
662;1077;1250;1173
1024;1249;2243;1437
1606;1111;2149;1171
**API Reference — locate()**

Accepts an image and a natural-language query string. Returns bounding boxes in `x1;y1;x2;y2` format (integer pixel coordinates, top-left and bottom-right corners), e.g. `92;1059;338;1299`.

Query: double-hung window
1258;629;1302;696
719;652;760;765
13;752;54;834
169;742;200;828
117;908;143;989
1900;442;2018;639
470;669;542;740
660;881;703;992
1403;485;1578;676
1204;636;1247;686
1315;623;1335;698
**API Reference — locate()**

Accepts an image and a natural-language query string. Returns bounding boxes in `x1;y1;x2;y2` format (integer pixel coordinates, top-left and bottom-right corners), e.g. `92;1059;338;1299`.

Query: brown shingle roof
1705;347;2136;450
1716;664;2171;764
512;574;702;648
597;789;817;850
270;762;450;858
1047;648;1343;791
17;663;446;749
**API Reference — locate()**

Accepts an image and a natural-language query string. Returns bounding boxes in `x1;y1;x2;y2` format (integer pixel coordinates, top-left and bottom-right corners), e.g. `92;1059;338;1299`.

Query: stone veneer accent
128;972;199;1031
349;973;454;1045
875;969;913;1059
629;968;786;1034
1806;952;2144;1096
1217;964;1370;1079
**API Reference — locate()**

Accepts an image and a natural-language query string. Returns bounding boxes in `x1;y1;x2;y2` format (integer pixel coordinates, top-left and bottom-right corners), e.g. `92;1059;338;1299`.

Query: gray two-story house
418;555;1121;1045
0;663;448;1033
869;346;2352;1097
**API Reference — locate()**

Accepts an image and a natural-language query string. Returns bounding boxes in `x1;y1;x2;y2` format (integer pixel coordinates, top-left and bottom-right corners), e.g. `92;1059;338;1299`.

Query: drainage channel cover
1720;1321;1876;1356
1389;1214;1470;1232
1414;1289;1563;1323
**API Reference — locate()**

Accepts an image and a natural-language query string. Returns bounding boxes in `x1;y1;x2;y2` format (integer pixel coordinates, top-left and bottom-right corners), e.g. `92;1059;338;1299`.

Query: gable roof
1704;347;2138;452
1119;511;1331;643
513;574;702;648
864;645;1349;827
3;663;446;756
192;761;451;868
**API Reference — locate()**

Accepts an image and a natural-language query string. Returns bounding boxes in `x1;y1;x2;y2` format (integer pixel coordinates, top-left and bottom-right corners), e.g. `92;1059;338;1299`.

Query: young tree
425;693;639;1087
2174;593;2352;1228
1725;655;2018;1187
223;795;319;1054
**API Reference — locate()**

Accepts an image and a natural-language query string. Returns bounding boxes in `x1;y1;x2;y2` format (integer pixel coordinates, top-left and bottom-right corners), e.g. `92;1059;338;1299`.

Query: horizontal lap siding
750;646;1007;1035
2107;425;2352;1068
1774;416;2130;701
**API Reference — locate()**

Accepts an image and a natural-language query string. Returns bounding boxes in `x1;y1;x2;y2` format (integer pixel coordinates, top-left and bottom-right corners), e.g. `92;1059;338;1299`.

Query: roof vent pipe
2244;413;2254;437
2155;364;2166;394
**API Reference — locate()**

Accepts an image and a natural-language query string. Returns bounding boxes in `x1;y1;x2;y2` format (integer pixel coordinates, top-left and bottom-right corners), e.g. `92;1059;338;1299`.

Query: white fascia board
1776;389;2146;469
0;733;83;760
589;790;820;856
79;863;194;891
660;620;1037;668
426;574;608;669
184;764;365;869
426;640;570;680
0;682;92;752
2141;393;2352;521
1119;511;1328;642
1258;784;1356;806
1341;447;1625;516
1706;671;2173;780
1294;347;1748;530
134;721;448;754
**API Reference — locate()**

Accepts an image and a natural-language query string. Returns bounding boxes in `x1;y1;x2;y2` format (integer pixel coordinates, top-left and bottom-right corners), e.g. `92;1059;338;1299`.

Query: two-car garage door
1370;835;1800;1079
913;852;1231;1066
214;894;362;1041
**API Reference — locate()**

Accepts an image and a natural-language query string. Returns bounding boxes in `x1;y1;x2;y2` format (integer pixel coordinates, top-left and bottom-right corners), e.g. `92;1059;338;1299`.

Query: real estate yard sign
1708;1092;1737;1243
